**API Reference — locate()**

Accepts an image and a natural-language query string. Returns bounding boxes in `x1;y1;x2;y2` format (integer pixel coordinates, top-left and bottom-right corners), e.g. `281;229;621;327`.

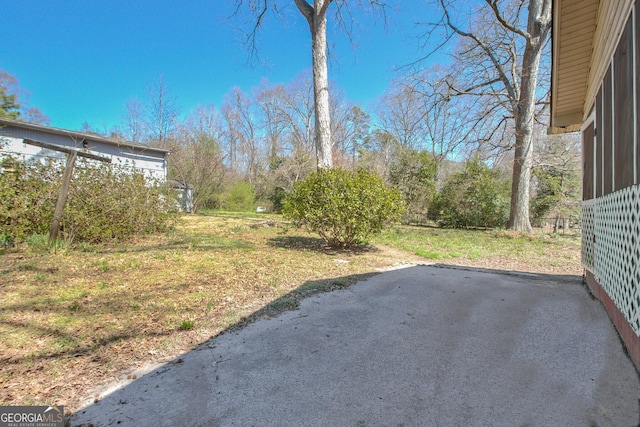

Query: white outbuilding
0;118;169;180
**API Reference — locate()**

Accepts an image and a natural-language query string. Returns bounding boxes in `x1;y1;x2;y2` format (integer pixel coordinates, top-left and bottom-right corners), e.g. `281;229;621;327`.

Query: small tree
387;148;438;217
283;168;405;248
530;166;580;229
433;158;510;229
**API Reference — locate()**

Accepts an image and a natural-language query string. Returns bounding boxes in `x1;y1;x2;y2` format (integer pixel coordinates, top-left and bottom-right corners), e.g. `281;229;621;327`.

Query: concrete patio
71;264;640;426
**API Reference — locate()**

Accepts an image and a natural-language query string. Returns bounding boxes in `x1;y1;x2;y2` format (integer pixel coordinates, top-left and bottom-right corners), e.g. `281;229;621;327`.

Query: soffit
551;0;599;131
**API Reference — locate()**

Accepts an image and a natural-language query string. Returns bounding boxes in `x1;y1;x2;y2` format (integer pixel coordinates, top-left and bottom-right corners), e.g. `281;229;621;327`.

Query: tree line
1;0;580;230
233;0;559;232
77;66;579;228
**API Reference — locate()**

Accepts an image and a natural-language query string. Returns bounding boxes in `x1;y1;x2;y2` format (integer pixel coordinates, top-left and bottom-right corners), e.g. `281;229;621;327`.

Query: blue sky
2;1;442;132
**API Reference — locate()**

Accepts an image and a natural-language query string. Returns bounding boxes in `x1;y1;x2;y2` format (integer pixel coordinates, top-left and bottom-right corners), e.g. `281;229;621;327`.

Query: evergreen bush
219;181;256;212
387;148;438;216
432;159;510;229
63;162;178;243
283;168;405;248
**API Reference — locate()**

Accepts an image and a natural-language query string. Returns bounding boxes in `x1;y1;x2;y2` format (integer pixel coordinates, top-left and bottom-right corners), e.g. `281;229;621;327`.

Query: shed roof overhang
550;0;600;134
0;118;170;155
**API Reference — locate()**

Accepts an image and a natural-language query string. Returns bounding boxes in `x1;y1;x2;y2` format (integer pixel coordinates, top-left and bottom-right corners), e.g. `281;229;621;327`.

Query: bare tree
21;107;50;126
271;71;317;189
361;129;397;177
293;0;333;168
376;79;430;151
424;0;552;232
331;99;371;169
121;98;148;143
222;104;239;174
280;70;315;157
173;105;227;211
412;65;496;181
255;80;289;163
0;68;49;124
222;87;262;183
233;0;387;170
147;75;180;147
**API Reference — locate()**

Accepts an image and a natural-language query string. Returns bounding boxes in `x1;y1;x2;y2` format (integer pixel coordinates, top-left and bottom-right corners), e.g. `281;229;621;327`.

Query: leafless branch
438;0;517;102
484;0;530;40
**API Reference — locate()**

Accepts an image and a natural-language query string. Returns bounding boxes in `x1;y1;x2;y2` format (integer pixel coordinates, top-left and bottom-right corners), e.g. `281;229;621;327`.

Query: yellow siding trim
584;0;635;121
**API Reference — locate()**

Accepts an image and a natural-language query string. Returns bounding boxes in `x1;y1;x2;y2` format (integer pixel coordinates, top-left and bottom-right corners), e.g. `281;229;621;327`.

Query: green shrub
179;320;195;331
24;233;65;253
62;162;179;243
0;156;179;244
388;148;438;216
0;157;59;240
282;168;406;248
432;158;510;229
220;181;256;212
530;166;581;227
269;186;287;213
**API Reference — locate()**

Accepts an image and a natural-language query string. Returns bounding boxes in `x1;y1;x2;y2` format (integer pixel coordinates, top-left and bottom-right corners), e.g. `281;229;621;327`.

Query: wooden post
18;139;110;245
49;150;78;244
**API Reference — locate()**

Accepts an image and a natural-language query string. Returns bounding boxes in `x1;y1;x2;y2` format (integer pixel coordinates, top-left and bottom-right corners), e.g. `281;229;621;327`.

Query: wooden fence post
49;150;78;244
19;139;110;245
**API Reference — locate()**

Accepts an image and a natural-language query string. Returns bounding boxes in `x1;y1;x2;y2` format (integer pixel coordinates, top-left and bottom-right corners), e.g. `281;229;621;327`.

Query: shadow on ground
267;235;380;255
70;264;640;427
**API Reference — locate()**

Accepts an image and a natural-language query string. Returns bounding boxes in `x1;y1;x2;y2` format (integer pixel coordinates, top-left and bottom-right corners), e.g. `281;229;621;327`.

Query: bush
0;156;179;244
282;168;406;248
269;186;287;213
0;157;60;240
530;166;581;227
432;158;510;229
62;162;179;243
387;148;438;216
219;181;256;212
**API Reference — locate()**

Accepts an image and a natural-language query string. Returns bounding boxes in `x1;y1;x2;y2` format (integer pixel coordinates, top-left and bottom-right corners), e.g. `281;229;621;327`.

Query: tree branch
294;0;314;27
447;78;502;97
485;0;530;41
438;0;517;103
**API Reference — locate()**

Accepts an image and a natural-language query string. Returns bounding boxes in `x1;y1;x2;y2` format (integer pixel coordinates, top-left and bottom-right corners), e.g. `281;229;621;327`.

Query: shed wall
0;125;167;180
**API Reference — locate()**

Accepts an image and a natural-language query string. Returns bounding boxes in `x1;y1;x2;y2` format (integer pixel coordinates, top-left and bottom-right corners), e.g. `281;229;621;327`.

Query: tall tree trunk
509;104;534;232
507;0;550;232
437;0;552;232
295;0;333;169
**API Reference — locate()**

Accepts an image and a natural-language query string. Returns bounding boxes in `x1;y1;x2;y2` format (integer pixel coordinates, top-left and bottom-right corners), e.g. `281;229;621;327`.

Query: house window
583;121;595;200
602;66;613;196
595;87;602;198
614;17;635;190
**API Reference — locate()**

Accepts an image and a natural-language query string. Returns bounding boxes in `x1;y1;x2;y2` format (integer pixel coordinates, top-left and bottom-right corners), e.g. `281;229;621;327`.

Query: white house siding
0;120;168;181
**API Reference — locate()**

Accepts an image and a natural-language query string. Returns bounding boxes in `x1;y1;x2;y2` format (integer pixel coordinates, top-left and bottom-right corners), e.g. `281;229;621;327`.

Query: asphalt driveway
71;264;640;426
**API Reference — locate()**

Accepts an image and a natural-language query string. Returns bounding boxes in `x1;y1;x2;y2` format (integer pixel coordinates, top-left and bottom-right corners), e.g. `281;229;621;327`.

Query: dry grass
0;214;582;412
375;226;583;275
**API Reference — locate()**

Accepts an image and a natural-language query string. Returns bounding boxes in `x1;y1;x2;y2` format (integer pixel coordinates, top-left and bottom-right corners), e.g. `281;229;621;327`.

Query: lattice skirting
583;185;640;335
